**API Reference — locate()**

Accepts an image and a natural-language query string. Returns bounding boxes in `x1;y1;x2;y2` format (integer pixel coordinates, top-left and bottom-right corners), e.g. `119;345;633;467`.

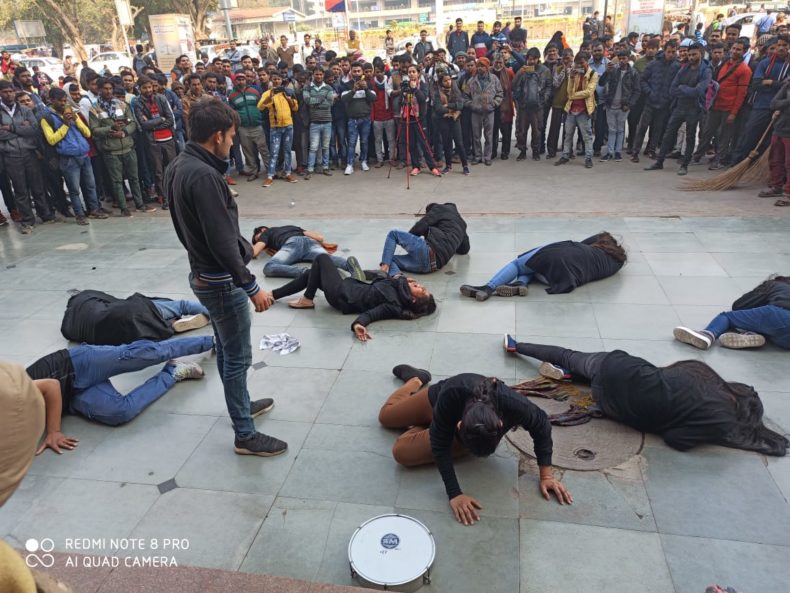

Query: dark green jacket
89;99;137;155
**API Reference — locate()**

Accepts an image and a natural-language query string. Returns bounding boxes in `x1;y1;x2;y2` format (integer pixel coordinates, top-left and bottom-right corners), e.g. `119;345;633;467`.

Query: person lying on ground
250;223;360;279
460;231;626;300
505;334;788;456
24;336;247;437
674;274;790;350
379;364;572;525
60;289;210;346
380;202;470;276
266;253;436;342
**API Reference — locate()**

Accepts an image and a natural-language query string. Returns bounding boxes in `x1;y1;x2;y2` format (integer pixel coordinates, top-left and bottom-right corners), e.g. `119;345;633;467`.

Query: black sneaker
554;157;570;166
644;162;663;171
677;165;688;176
600;154;612;162
532;153;540;161
250;398;274;418
614;152;623;162
585;158;593;168
459;284;494;301
392;364;432;385
346;256;366;281
234;432;288;457
516;151;527;161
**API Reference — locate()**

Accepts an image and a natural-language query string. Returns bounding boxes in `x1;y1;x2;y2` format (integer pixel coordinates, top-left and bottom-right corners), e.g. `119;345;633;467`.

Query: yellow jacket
257;89;298;128
563;69;598;114
40;111;91;145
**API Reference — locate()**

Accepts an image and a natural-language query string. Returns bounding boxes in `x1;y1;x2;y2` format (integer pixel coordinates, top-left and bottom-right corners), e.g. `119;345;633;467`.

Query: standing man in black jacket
379;202;470;276
164;97;288;457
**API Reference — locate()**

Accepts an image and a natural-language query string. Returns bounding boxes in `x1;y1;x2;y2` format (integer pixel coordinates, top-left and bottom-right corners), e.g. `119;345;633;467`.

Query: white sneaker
167;361;205;381
229;188;239;198
172;313;210;333
344;164;354;175
673;326;713;350
361;161;370;171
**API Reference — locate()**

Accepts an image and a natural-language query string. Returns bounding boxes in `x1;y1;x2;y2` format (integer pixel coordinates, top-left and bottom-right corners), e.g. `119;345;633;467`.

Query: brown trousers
378;380;466;466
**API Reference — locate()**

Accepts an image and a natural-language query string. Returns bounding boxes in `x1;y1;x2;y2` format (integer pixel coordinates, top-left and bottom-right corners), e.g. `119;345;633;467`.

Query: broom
680;116;775;191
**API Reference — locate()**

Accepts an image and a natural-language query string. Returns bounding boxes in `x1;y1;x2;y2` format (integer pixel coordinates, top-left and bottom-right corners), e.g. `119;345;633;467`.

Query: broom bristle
679;155;758;191
740;148;771;185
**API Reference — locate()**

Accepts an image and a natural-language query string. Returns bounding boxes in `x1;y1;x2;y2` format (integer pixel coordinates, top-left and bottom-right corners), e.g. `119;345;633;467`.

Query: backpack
517;71;541;109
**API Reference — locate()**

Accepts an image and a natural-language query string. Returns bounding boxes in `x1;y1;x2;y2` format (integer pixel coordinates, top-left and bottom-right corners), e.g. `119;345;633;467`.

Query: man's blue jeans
268;126;293;177
308;122;332;171
486;245;545;289
69;335;214;425
704;305;790;349
60;155;99;216
347;118;371;165
381;229;431;276
190;277;256;439
152;299;210;322
263;235;349;278
562;112;593;160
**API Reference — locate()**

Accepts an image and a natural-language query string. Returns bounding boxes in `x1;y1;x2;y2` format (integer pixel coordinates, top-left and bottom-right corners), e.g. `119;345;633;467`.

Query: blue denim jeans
704;305;790;349
381;229;432;276
486;245;545;289
59;155;99;216
69;335;214;425
308;122;332;171
268;125;293;177
190;277;256;439
333;118;347;164
263;235;349;278
606;108;628;155
562;111;593;160
347;118;371;165
153;299;210;322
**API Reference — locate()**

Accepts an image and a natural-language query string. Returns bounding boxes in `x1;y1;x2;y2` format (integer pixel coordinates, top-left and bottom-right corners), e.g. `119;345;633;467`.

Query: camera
400;79;412;93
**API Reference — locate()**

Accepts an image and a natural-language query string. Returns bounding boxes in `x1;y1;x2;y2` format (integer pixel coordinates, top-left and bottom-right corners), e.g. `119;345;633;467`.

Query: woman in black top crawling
379;364;573;526
266;253;437;342
504;334;788;456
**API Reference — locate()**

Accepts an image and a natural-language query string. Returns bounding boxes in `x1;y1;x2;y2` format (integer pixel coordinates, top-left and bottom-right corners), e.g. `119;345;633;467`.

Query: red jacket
370;79;393;122
713;59;752;116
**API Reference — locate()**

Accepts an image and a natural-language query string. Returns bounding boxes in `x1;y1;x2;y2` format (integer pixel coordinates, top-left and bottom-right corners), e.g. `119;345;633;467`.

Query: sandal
774;199;790;207
287;298;315;309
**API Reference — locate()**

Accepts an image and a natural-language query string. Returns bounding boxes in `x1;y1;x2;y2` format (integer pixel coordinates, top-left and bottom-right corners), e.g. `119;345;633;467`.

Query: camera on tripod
400;79;412;93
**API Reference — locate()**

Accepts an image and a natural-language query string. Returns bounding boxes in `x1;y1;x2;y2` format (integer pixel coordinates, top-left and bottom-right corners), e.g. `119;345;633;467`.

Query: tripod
387;87;438;189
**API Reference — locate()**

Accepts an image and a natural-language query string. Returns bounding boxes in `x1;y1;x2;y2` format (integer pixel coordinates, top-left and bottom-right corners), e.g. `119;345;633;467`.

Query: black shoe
532;153;540;161
593;150;601;157
459;284;493;301
364;269;387;281
644;161;663;171
121;209;132;217
516;151;527;161
677;165;688;176
392;364;432;385
668;150;682;160
631;154;640;163
250;398;274;418
576;149;585;156
585;158;593;168
500;154;509;160
161;202;169;210
234;432;288;457
555;157;570;166
614;152;623;162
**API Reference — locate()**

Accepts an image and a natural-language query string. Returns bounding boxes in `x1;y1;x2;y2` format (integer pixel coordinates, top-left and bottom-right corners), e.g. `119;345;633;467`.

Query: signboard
148;14;196;72
325;0;346;13
626;0;665;34
282;10;296;22
419;13;429;23
13;20;46;39
331;13;346;29
115;0;133;27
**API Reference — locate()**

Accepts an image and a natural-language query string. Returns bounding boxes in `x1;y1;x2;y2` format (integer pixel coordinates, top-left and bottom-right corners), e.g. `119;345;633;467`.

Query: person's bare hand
726;113;736;124
449;494;482;525
250;290;273;312
540;477;573;505
353;323;372;342
36;431;79;455
380;263;390;274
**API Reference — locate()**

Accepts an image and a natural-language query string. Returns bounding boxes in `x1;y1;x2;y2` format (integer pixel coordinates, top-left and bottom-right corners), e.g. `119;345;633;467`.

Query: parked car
87;51;132;74
17;56;63;81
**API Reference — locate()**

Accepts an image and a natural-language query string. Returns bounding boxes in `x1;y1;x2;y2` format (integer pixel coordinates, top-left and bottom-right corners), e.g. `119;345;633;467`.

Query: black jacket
165;142;259;295
428;374;553;499
337;275;417;329
599;66;641;109
770;81;790;137
60;290;174;345
640;55;681;108
525;233;624;294
732;278;790;311
131;93;176;145
408;202;470;269
595;351;787;455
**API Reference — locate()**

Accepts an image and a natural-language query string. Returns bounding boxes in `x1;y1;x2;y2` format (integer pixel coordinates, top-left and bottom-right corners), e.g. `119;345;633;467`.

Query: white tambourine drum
348;514;436;592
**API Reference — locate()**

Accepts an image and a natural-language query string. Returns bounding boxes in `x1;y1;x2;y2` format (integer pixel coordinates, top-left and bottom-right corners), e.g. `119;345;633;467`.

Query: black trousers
593;105;607;152
0;170;15;213
461;109;473;156
632;103;670;155
435;116;468;166
147;139;177;200
657;109;701;167
405;120;436;169
515;342;606;389
1;152;51;225
692;109;736;164
272;253;344;309
730;108;773;164
546;108;565;156
492;110;512;158
626;94;646;150
515;107;543;154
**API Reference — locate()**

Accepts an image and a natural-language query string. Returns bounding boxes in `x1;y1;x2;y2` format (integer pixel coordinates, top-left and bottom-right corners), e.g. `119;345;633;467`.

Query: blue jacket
752;55;790;110
471;32;492;53
43;109;90;157
640;56;681;108
447;31;470;56
164;88;184;136
670;62;712;112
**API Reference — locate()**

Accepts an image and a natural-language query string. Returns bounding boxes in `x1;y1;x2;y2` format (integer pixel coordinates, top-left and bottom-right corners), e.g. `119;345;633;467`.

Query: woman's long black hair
458;377;502;457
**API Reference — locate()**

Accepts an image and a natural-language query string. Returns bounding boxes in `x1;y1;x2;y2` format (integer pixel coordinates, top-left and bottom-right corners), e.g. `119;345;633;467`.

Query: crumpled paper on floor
259;333;300;355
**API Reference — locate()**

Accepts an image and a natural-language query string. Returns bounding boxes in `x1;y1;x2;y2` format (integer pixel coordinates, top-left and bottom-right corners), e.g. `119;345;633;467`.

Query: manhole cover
506;395;643;470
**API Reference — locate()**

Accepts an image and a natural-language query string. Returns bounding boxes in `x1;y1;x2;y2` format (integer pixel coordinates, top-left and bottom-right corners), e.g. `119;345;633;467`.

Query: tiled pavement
1;215;789;593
